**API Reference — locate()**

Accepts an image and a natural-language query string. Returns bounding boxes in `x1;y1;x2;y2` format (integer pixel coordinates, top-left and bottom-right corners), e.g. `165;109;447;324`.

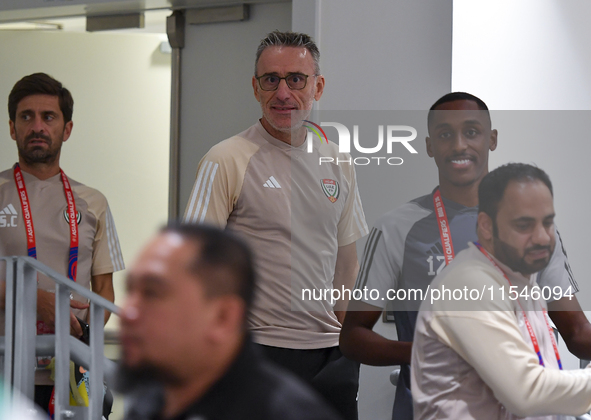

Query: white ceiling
0;8;170;33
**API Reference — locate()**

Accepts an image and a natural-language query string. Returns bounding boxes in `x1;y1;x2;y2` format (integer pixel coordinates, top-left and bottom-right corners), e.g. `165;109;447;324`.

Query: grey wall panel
177;2;291;215
318;0;452;111
293;1;453;419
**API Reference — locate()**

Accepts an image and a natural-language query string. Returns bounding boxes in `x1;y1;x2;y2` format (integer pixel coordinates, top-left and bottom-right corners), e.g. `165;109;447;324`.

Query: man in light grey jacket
412;163;591;420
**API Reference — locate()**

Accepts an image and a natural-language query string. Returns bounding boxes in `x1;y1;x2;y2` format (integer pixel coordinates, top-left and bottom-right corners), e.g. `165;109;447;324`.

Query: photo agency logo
303;120;418;166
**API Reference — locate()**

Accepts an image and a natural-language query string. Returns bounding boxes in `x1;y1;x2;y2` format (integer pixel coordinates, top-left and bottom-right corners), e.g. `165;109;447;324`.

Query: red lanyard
433;189;455;265
13;163;79;282
473;242;562;369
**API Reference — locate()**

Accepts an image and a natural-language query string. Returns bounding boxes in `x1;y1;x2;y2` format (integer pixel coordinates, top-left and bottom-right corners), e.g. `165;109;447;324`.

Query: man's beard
17;131;61;165
492;224;554;276
114;361;184;395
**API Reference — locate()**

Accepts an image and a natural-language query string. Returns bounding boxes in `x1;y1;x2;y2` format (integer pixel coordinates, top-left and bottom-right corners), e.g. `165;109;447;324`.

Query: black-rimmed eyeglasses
255;73;315;91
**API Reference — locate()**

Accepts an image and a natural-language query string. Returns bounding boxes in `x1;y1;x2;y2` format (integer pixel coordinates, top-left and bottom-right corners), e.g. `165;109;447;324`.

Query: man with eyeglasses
184;31;368;420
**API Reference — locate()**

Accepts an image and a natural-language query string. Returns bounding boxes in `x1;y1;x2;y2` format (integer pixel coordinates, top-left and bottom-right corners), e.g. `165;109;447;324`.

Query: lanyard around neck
433;189;455;265
13;163;79;282
473;241;562;369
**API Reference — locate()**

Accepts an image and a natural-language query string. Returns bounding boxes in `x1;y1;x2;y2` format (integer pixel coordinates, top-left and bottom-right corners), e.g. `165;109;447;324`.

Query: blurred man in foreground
117;224;342;420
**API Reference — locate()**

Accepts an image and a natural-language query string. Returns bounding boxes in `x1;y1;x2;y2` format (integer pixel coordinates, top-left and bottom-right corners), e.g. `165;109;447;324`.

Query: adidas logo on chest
263;176;282;189
0;203;18;228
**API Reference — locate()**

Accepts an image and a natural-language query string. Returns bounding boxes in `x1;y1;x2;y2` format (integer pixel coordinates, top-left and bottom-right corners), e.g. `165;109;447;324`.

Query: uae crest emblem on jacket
321;179;340;203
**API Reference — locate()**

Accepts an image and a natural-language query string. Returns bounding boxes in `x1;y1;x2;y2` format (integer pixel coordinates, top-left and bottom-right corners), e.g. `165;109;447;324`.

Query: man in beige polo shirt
184;31;368;420
0;73;125;414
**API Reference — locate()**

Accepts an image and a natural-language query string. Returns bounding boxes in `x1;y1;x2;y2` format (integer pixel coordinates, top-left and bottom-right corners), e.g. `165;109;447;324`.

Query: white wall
453;0;591;370
453;0;591;110
0;30;171;331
